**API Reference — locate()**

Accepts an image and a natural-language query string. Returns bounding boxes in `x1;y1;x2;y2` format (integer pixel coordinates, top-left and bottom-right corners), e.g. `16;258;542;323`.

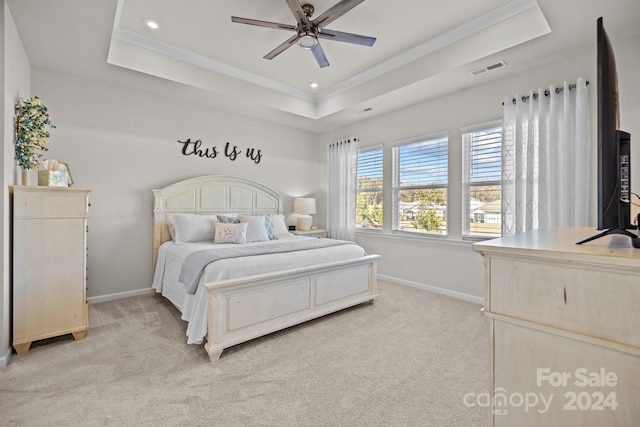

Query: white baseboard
377;274;484;305
88;288;154;305
0;346;12;368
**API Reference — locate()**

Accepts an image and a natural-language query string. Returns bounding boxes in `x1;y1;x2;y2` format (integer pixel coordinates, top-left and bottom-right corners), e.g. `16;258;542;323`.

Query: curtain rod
329;138;357;146
503;81;590;105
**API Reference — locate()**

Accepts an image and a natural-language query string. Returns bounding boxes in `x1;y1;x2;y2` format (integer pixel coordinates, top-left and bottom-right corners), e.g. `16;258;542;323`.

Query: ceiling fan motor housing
301;4;315;17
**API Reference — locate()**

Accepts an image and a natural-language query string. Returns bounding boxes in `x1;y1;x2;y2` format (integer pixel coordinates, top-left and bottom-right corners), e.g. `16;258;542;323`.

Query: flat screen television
577;17;637;246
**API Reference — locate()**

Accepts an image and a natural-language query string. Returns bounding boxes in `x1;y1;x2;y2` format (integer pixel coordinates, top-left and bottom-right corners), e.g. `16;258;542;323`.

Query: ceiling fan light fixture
297;31;318;49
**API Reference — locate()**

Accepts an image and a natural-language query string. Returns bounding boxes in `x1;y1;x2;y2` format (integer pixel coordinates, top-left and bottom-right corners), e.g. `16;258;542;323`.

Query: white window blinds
462;122;502;238
392;134;448;235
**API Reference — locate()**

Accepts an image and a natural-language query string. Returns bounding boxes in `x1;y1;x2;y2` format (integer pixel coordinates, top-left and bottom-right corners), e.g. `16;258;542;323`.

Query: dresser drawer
13;188;89;218
488;257;640;347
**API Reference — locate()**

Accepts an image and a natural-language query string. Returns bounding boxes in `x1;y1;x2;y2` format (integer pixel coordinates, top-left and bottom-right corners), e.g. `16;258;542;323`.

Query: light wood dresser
11;186;91;355
473;227;640;426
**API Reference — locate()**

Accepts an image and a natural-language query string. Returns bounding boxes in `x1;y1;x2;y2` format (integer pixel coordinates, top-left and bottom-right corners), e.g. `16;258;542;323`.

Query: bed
151;175;380;361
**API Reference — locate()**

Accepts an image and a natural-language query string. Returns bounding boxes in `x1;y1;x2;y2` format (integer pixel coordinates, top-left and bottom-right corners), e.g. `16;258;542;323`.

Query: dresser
11;186;91;355
473;227;640;426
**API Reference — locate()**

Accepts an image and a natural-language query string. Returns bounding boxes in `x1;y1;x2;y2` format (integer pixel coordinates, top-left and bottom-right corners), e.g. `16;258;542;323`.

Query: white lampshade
294;198;316;231
293;198;316;215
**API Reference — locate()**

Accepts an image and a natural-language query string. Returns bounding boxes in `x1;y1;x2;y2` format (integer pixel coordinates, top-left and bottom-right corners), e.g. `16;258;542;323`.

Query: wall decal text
178;139;263;164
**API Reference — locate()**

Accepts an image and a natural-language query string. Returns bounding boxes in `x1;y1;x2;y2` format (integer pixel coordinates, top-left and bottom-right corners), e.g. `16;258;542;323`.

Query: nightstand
291;228;327;238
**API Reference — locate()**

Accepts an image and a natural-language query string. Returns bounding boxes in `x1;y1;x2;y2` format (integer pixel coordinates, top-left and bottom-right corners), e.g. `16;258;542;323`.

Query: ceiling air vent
470;60;507;76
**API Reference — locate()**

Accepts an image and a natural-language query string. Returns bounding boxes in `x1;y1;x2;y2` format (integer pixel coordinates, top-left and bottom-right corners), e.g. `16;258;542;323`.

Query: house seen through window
462;122;503;239
392;134;448;236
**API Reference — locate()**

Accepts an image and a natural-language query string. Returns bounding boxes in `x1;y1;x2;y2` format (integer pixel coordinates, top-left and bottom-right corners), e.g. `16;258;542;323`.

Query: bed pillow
167;223;176;240
271;214;293;238
239;215;270;243
214;222;248;244
170;214;218;244
217;214;240;224
264;215;276;240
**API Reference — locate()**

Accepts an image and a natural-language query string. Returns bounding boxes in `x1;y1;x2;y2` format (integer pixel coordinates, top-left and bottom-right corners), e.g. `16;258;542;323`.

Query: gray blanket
179;238;354;294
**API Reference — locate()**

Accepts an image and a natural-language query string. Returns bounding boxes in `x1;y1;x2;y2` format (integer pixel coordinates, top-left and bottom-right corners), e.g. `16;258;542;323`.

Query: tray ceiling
7;0;640;132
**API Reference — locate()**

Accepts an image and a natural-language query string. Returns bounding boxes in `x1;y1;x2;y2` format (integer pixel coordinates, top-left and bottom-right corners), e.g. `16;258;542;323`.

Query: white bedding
152;235;367;344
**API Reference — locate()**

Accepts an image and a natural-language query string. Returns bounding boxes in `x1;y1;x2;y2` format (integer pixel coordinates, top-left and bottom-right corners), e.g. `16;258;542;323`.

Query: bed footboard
203;255;380;361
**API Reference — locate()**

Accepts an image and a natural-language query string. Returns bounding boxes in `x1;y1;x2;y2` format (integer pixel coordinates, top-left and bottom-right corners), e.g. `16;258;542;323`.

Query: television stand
576;227;639;245
473;227;640;426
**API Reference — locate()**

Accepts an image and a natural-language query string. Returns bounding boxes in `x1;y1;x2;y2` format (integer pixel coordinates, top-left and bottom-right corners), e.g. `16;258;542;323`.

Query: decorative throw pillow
217;214;240;224
214;222;248;244
239;215;270;243
264;215;276;240
170;214;218;244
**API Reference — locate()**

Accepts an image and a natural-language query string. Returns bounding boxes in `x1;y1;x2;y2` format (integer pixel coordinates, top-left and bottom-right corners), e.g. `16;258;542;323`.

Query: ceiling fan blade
313;0;365;28
311;43;330;68
231;17;296;32
285;0;311;27
318;28;375;46
264;35;299;60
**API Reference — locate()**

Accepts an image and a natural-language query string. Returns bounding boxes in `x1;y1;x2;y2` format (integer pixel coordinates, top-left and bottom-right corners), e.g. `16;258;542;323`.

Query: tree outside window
356;147;383;230
393;134;448;236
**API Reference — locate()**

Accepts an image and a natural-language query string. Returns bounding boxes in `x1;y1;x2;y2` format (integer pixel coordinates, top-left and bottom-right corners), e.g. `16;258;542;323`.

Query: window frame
356;145;384;232
392;132;449;237
461;120;503;240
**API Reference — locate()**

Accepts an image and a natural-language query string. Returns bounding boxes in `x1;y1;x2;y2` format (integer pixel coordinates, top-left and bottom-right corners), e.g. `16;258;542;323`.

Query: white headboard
152;175;283;268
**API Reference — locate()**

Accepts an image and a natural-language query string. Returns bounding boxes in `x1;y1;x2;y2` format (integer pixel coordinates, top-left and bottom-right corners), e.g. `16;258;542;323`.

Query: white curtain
502;78;590;236
327;137;359;241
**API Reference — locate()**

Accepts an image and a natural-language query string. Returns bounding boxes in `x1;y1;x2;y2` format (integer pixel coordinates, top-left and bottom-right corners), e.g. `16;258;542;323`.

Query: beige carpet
0;281;489;426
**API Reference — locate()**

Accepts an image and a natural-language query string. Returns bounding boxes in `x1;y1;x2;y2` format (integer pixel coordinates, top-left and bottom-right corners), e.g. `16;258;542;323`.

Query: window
392;134;448;236
462;122;502;239
356;146;383;230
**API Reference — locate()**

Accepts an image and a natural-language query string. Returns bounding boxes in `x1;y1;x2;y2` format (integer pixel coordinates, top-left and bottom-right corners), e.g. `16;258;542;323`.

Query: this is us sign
178;139;263;164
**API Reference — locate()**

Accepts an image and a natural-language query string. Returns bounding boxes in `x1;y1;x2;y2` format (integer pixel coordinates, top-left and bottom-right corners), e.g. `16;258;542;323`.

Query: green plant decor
15;96;55;170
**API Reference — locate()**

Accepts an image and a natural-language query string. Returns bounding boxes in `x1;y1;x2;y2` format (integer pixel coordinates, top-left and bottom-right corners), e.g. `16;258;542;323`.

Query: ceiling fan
231;0;376;68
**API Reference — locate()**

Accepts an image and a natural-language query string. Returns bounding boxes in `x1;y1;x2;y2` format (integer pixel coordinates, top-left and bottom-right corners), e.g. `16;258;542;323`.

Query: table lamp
294;197;316;231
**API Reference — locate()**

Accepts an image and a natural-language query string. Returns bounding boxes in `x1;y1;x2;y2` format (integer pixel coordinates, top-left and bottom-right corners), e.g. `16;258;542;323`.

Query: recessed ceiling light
309;82;319;89
144;19;160;30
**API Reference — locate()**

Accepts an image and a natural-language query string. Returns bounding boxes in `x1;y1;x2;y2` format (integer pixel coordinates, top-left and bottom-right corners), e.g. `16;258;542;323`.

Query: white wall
1;0;31;367
320;32;640;301
31;69;320;300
